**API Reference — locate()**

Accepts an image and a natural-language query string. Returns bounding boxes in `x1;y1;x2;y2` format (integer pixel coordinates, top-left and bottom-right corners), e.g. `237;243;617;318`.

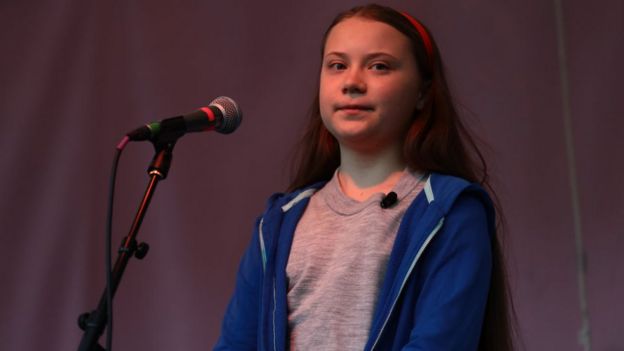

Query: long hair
288;4;516;350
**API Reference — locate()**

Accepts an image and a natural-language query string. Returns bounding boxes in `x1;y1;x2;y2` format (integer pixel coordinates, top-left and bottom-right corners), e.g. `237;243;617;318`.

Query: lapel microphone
380;191;398;209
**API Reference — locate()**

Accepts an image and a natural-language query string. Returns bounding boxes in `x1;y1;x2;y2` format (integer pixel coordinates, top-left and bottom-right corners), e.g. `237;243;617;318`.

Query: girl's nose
342;70;366;97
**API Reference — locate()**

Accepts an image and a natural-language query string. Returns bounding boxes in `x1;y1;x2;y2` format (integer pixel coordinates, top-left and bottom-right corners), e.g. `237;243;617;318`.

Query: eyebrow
323;51;400;61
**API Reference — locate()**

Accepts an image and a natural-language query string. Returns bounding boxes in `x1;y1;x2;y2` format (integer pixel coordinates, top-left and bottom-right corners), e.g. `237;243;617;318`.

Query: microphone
127;96;242;142
380;191;398;209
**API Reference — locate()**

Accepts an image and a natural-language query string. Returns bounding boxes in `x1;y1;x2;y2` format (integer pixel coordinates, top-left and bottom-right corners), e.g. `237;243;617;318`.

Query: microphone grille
210;96;242;134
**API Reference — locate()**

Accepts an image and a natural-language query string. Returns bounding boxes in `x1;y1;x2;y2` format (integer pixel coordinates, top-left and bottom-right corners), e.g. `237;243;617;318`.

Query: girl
216;4;514;350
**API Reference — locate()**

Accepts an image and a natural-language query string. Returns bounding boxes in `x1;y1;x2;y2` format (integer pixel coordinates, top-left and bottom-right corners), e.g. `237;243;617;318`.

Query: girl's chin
334;133;392;153
327;122;376;138
331;129;374;143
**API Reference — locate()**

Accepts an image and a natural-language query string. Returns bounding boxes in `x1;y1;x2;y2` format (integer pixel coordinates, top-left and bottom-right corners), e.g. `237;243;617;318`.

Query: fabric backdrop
0;0;622;350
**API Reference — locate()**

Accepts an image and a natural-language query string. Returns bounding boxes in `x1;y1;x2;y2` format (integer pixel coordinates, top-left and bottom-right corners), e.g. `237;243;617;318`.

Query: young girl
215;4;513;351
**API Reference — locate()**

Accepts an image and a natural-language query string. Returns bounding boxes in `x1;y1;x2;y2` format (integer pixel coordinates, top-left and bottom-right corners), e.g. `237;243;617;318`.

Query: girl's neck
337;143;406;202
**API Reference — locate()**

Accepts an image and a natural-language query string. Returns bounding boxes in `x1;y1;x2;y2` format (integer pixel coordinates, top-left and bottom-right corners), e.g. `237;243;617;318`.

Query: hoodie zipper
259;217;267;272
272;278;278;351
370;217;445;351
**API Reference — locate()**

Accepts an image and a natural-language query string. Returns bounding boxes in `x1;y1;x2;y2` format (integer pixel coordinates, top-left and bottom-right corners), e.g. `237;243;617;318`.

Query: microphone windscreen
211;96;242;134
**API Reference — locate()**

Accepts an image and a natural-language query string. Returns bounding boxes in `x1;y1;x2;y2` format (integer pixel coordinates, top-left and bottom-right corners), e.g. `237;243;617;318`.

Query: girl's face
319;17;422;154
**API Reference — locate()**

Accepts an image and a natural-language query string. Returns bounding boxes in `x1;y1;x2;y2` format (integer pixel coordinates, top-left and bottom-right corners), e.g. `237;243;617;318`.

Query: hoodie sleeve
402;193;493;351
213;215;265;351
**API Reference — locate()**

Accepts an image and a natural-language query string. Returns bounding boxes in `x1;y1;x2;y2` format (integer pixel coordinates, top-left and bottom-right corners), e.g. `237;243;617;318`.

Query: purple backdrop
0;0;622;350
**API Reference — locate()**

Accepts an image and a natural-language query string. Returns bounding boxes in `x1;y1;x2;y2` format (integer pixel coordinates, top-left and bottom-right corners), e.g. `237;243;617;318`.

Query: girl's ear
416;93;425;110
415;81;431;110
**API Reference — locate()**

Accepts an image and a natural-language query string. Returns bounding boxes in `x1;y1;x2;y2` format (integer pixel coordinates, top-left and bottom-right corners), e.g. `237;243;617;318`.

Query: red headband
401;12;434;65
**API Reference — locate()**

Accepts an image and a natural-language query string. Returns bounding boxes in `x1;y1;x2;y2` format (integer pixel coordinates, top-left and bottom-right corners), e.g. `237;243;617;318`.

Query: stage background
0;0;622;350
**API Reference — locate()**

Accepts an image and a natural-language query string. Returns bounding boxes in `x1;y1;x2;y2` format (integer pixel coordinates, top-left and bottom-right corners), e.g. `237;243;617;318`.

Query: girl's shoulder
424;172;493;215
262;181;328;216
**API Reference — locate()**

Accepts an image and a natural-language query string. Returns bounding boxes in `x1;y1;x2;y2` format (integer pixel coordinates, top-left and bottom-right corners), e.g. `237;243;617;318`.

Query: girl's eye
327;62;347;71
370;63;390;71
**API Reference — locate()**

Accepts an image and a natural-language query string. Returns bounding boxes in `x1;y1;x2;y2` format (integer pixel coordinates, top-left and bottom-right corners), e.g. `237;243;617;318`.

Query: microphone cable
105;136;130;350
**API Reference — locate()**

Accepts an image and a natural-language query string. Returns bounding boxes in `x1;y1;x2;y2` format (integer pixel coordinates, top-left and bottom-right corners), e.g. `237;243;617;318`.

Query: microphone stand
77;136;179;351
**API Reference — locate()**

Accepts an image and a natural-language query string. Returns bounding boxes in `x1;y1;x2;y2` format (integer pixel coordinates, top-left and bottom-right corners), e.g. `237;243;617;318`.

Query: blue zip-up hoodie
215;173;494;350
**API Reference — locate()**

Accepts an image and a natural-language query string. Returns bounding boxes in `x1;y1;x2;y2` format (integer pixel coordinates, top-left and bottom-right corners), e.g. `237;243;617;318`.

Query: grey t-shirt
286;169;425;350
